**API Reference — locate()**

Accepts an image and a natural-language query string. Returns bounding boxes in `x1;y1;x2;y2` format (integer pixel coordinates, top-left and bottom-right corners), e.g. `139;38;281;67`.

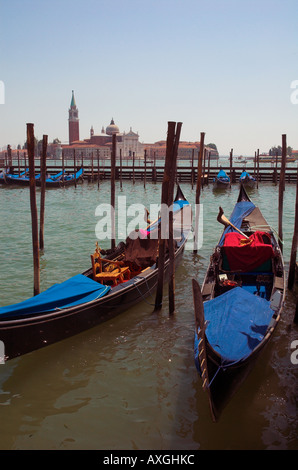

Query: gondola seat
221;231;274;273
90;253;130;286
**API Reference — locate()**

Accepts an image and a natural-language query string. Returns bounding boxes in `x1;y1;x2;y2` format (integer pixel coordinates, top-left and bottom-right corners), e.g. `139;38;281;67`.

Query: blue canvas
219;200;255;245
0;274;110;318
202;287;274;363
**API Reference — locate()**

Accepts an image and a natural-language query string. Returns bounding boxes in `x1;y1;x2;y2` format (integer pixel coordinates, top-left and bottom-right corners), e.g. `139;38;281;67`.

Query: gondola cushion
222;231;274;272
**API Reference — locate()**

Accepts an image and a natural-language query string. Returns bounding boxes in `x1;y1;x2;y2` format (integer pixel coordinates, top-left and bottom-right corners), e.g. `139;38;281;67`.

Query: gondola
239;170;256;188
0;168;28;184
5;167;84;187
213;168;230;188
6;171;41;185
35;167;84;187
0;169;6;184
192;184;285;422
0;185;192;361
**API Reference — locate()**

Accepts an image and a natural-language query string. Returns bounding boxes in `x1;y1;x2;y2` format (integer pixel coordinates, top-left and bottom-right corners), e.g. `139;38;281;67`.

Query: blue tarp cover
203;287;274;363
0;274;111;319
219;200;255;246
45;170;63;182
46;168;83;182
216;169;230;181
7;174;40;181
240;171;255;181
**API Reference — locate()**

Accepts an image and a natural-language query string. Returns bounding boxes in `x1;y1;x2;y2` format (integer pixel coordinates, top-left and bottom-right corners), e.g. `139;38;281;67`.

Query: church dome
106;118;119;135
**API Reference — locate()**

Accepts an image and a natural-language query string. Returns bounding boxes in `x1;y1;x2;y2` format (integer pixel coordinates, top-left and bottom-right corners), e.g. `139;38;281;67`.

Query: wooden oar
217;206;249;238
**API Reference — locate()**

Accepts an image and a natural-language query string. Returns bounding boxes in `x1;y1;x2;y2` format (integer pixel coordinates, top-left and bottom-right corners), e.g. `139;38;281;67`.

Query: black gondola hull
196;328;276;421
5;168;84;187
239;175;256;188
213;179;230;188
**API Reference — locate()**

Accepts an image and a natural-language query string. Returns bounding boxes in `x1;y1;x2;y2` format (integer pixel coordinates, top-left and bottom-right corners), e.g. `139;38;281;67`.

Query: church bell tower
68;90;79;144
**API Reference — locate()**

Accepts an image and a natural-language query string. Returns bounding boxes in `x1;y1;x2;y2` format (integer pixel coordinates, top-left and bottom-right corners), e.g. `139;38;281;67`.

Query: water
0;179;297;450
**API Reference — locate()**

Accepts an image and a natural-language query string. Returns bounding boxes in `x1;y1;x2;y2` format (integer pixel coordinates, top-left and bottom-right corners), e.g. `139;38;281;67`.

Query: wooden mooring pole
202;148;206;187
155;121;181;312
153;151;157;182
27;123;40;296
274;150;278;184
120;148;123;190
39;134;47;251
7;145;12;167
207;150;211;185
144;149;147;189
278;135;287;252
229;148;234;183
191;149;194;189
288;165;298;291
74;149;77;188
62;149;65;184
97;149;100;189
111;133;116;251
193;132;205;253
168;122;182;314
91;151;94;182
257;149;260;188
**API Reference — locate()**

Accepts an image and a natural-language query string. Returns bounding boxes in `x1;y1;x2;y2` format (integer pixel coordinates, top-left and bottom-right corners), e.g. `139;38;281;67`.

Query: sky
0;0;298;156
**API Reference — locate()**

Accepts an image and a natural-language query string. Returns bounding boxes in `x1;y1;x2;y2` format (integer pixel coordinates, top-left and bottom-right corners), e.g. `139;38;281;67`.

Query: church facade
62;91;144;159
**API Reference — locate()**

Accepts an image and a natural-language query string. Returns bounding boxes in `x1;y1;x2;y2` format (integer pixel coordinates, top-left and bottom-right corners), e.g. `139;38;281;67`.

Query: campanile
68;90;79;144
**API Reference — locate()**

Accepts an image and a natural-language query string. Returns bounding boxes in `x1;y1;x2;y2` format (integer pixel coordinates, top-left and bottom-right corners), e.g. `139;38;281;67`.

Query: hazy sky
1;0;298;155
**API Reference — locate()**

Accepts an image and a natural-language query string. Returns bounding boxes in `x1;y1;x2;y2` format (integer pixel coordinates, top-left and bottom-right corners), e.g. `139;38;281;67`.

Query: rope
205;353;253;389
131;275;156;306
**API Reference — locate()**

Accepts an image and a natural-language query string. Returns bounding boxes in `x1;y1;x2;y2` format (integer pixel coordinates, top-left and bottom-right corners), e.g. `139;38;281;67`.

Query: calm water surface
0;178;297;450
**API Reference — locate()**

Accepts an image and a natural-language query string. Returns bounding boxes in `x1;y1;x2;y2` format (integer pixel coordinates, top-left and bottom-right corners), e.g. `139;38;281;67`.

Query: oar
217;206;249;239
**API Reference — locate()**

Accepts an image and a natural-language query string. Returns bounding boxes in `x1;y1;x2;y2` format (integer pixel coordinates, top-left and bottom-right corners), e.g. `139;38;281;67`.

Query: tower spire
68;90;79;144
70;90;76;108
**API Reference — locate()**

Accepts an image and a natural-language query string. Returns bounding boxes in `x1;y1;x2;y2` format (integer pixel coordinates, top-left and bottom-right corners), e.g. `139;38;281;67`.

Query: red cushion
223;231;274;272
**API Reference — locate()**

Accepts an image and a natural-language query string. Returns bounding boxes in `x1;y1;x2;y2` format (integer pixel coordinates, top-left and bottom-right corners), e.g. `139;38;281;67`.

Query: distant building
68;90;80;144
144;141;219;160
0;146;27;167
118;128;144;159
63;92;144;159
